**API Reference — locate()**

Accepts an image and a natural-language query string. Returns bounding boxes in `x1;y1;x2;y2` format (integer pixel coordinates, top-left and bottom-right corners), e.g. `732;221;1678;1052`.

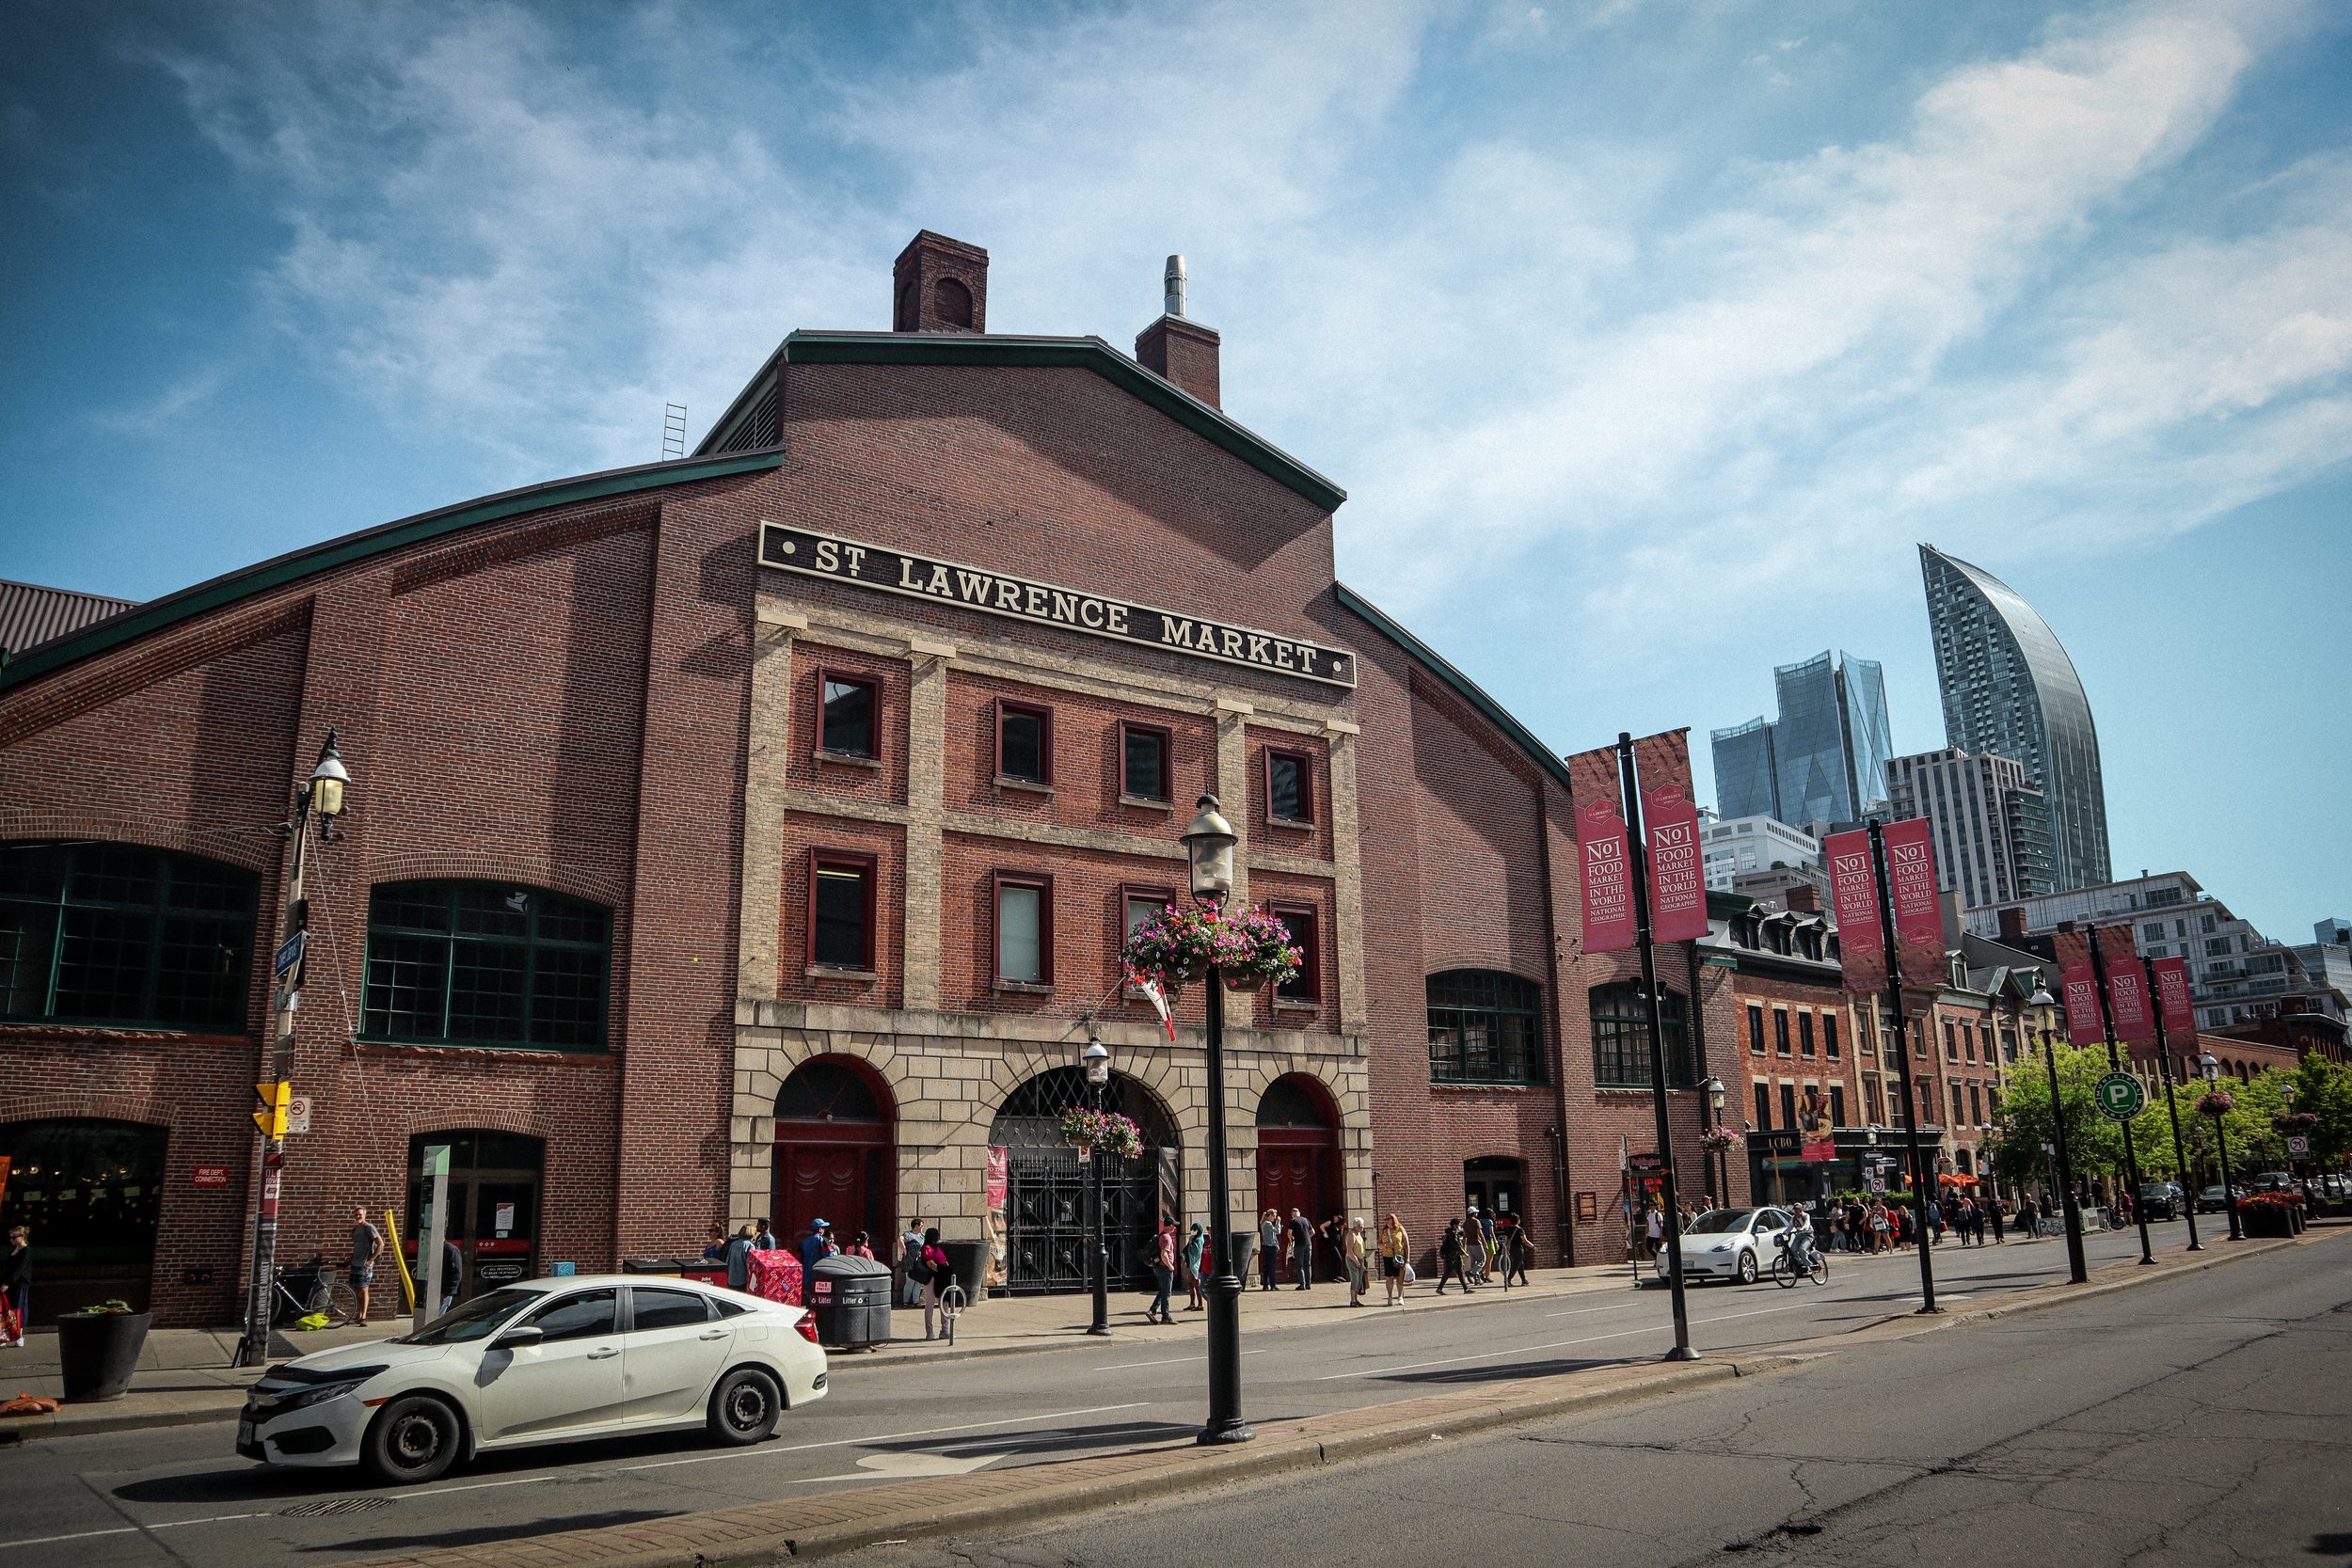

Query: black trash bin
621;1258;684;1275
808;1255;894;1348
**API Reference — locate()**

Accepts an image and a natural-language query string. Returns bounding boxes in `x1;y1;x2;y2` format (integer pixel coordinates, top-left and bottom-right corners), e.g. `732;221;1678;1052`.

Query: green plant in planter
63;1299;136;1317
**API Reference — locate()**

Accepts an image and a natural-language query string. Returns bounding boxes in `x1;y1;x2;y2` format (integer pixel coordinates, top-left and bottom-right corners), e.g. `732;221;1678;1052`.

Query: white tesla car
1670;1207;1794;1285
237;1275;828;1484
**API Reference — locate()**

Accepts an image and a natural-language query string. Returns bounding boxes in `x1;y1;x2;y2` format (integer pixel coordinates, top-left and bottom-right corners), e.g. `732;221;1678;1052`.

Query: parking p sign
2093;1072;2146;1122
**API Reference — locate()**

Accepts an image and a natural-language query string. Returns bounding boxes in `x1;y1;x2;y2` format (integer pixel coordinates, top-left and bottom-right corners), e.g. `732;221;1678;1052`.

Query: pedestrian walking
1343;1218;1368;1307
1990;1199;2006;1244
1436;1219;1472;1294
3;1225;30;1347
1287;1208;1314;1291
901;1220;927;1306
920;1227;952;1339
1463;1205;1486;1284
349;1205;382;1327
1644;1201;1665;1260
1503;1212;1533;1286
1147;1222;1178;1323
1257;1211;1281;1291
1182;1223;1207;1312
1869;1199;1890;1252
1379;1212;1409;1306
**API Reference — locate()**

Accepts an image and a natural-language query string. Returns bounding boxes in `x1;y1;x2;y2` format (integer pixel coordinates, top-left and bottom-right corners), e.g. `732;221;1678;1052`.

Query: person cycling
1786;1205;1817;1270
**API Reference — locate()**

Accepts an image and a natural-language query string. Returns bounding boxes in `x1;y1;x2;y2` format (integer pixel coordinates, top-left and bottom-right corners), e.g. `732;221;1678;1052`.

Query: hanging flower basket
2272;1111;2318;1135
1698;1126;1744;1154
2194;1090;2236;1117
1058;1107;1143;1160
1121;903;1299;1000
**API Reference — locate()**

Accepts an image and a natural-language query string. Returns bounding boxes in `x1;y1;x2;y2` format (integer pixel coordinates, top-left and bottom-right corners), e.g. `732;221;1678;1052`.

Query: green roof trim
0;448;785;694
1331;581;1573;794
784;331;1346;513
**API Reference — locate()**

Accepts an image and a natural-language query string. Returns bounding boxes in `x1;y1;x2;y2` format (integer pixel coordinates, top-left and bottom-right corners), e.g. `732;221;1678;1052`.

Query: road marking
1316;1301;1823;1380
0;1528;139;1549
1099;1349;1268;1370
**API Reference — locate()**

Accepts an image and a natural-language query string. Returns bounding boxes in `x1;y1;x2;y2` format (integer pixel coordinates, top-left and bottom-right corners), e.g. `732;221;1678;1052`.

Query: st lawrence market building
0;233;1738;1326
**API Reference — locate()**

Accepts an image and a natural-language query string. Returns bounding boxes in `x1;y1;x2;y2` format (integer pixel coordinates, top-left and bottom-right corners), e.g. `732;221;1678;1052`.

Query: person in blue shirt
799;1218;838;1272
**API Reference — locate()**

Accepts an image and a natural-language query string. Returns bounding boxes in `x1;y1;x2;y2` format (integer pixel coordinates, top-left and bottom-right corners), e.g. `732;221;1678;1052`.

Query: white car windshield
396;1286;542;1345
1684;1211;1753;1235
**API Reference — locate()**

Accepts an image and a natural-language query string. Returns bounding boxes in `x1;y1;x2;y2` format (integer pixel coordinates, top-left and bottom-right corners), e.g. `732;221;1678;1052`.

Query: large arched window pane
1590;982;1692;1088
1426;970;1546;1085
0;842;255;1030
362;881;610;1051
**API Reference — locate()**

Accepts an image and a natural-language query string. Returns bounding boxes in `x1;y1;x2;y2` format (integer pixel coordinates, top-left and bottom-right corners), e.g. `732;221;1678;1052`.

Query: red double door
773;1123;895;1258
1256;1130;1340;1282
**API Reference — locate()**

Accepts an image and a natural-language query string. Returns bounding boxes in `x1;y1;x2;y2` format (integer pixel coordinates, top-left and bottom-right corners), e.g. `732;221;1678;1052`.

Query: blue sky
3;0;2346;940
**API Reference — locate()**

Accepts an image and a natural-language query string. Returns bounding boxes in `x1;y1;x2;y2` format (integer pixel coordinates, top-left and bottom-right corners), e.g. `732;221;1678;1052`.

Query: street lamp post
1181;795;1252;1446
2030;987;2090;1285
234;730;351;1368
1083;1035;1112;1337
1703;1076;1727;1206
2201;1053;2241;1242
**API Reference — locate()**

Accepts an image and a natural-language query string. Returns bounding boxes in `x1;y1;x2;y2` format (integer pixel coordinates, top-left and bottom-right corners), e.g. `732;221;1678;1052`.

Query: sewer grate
279;1497;395;1517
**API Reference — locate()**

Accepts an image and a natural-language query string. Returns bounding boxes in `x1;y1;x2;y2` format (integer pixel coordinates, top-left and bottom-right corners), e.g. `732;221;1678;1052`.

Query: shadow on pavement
294;1509;677;1553
871;1418;1198;1461
1375;1356;1625;1386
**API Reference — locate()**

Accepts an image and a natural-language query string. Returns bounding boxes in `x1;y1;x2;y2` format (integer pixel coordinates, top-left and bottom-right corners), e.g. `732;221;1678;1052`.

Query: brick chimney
1785;883;1820;914
1998;906;2026;942
893;231;989;334
1135;254;1221;408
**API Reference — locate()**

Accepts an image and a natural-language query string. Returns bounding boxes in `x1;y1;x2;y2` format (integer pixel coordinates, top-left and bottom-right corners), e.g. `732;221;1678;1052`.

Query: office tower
1918;546;2110;892
1885;748;2054;909
1710;717;1778;823
1709;652;1893;826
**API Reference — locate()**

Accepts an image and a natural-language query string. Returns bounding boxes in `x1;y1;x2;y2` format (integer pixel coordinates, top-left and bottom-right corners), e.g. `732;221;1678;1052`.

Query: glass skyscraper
1708;651;1894;827
1918;545;2110;893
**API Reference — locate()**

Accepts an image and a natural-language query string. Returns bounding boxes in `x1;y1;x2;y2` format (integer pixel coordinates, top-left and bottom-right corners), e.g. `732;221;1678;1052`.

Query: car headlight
1708;1243;1732;1253
277;1378;370;1412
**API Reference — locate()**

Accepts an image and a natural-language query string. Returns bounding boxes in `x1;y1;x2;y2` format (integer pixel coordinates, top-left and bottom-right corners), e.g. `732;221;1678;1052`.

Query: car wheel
1736;1250;1757;1286
360;1394;461;1485
708;1367;781;1446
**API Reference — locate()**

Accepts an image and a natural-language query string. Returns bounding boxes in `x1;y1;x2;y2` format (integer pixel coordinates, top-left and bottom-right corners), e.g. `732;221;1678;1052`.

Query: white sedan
1668;1207;1794;1285
237;1275;828;1484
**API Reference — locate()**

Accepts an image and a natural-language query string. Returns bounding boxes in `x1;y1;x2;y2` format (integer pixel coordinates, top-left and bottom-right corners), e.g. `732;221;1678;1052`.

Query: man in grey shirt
350;1205;382;1326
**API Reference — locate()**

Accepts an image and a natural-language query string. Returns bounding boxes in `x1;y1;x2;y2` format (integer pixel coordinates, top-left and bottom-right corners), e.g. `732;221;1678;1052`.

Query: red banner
2153;956;2195;1038
1881;817;1944;985
1822;829;1884;993
1567;746;1635;954
1633;730;1708;943
2053;930;2105;1045
2099;926;2154;1041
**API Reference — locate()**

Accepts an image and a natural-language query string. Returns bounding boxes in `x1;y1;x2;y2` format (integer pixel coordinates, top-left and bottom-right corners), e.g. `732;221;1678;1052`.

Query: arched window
1590;982;1692;1088
0;842;256;1030
932;277;974;328
362;881;610;1050
776;1057;890;1123
1426;970;1546;1085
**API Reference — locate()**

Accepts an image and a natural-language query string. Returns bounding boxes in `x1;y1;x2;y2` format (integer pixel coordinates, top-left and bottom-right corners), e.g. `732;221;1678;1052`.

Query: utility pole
1617;734;1696;1360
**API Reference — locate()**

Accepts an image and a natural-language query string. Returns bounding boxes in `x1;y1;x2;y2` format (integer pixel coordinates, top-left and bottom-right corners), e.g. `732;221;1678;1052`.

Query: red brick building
2;232;1718;1324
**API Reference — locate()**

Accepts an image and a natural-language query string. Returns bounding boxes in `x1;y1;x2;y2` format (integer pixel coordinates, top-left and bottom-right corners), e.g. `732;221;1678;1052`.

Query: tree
2289;1052;2352;1171
1993;1041;2204;1190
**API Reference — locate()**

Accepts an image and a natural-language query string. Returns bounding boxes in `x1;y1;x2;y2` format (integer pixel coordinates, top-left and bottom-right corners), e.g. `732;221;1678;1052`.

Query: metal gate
1002;1147;1177;1291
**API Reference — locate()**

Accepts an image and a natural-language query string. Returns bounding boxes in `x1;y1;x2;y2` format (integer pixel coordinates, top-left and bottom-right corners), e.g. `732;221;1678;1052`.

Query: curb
0;1402;242;1444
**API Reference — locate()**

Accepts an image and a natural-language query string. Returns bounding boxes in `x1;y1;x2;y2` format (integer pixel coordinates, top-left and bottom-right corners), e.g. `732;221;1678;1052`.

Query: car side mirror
493;1325;545;1351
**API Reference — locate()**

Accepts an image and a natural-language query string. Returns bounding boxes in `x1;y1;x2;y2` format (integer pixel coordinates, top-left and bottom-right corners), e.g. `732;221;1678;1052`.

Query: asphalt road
0;1221;2263;1567
848;1231;2352;1568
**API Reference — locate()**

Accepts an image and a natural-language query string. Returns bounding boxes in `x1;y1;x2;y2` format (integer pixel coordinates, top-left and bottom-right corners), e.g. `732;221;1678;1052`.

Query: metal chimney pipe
1164;255;1187;318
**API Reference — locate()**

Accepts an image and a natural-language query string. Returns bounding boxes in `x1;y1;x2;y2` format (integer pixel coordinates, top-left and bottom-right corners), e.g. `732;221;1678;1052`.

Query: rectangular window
1755;1082;1772;1130
1120;721;1171;802
993;872;1052;986
1773;1010;1791;1056
1963;1026;1977;1063
2142;922;2165;942
1943;1021;1957;1060
818;673;877;758
1912;1020;1926;1058
808;853;874;971
1829;1085;1846;1127
1798;1013;1816;1058
995;701;1052;784
1123;888;1172;949
365;880;612;1050
1266;748;1313;825
1823;1013;1840;1060
1270;902;1321;1002
1950;1082;1964;1127
1779;1082;1798;1132
1864;1074;1882;1124
2205;938;2231;957
1747;1004;1766;1054
1968;1083;1983;1124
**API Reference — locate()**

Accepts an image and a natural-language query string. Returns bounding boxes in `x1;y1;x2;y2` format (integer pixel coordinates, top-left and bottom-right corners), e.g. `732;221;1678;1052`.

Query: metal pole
2041;1023;2090;1282
1867;820;1938;1313
1197;967;1252;1443
2086;930;2156;1265
1617;734;1696;1360
2142;958;2201;1253
235;764;316;1369
1087;1100;1110;1335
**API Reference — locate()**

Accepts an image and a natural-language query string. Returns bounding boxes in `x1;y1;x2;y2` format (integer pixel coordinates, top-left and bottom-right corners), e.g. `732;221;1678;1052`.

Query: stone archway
1254;1074;1341;1283
987;1067;1179;1293
772;1056;898;1258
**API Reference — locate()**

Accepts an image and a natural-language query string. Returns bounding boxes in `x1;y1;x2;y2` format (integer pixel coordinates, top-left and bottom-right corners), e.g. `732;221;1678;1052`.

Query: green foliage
1995;1049;2352;1187
2290;1053;2352;1167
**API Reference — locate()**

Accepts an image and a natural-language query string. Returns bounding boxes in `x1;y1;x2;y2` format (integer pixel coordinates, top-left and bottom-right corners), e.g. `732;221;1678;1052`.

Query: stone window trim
805;848;879;974
994;697;1055;787
991;867;1055;988
1264;744;1316;828
814;666;882;764
1268;898;1322;1004
1119;719;1174;805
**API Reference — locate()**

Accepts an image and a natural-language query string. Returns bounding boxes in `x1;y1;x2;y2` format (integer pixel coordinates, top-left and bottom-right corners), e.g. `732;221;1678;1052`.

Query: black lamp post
1181;794;1252;1446
1083;1034;1111;1337
2200;1052;2241;1241
1703;1076;1727;1205
2030;986;2090;1285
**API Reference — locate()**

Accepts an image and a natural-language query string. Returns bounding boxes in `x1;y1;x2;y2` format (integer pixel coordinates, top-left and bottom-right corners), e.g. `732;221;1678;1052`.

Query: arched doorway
405;1132;544;1305
1463;1156;1524;1221
773;1057;896;1258
989;1068;1178;1293
0;1119;167;1323
1256;1075;1341;1283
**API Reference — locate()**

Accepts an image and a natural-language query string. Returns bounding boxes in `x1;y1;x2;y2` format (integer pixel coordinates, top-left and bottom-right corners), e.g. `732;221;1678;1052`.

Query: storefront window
1429;970;1546;1085
362;881;610;1050
0;842;255;1030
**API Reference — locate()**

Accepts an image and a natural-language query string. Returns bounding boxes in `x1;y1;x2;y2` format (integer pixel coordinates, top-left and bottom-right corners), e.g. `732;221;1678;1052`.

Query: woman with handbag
1378;1213;1409;1306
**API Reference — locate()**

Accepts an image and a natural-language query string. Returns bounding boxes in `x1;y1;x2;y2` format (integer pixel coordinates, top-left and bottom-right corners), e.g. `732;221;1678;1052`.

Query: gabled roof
697;330;1346;514
0;449;784;694
1;579;139;658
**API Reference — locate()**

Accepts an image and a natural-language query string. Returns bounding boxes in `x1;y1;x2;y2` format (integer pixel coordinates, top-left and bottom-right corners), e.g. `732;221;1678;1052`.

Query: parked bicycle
1770;1232;1828;1288
273;1260;359;1327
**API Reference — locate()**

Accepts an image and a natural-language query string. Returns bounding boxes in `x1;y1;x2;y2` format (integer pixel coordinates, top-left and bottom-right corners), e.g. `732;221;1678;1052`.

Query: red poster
2153;956;2195;1037
192;1164;230;1188
2053;930;2106;1045
1881;817;1944;984
2099;927;2154;1041
1633;730;1708;943
1567;745;1635;954
1822;830;1884;993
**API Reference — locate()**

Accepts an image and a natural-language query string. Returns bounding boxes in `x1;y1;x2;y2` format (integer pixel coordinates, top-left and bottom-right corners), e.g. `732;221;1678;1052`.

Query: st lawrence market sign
758;523;1356;688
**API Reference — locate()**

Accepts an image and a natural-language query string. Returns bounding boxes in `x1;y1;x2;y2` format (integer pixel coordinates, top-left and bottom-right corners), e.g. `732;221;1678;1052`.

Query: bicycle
273;1261;359;1327
1770;1234;1828;1288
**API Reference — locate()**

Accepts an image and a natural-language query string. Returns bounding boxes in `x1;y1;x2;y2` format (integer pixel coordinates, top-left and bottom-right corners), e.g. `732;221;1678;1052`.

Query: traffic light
253;1080;292;1139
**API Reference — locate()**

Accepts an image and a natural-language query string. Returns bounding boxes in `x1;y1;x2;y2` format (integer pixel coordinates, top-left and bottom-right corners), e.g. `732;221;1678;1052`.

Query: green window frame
1427;970;1547;1085
0;842;255;1031
361;881;611;1051
1590;981;1693;1088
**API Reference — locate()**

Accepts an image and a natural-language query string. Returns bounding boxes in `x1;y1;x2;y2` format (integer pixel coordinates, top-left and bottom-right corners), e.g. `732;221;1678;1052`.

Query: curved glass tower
1918;545;2110;893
